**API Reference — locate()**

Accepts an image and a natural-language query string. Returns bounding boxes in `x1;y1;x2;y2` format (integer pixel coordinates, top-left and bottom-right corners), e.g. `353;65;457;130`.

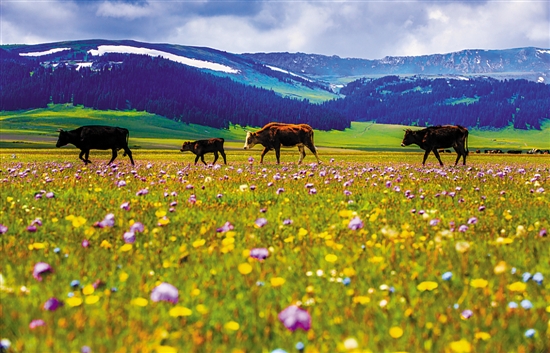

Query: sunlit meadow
1;150;549;353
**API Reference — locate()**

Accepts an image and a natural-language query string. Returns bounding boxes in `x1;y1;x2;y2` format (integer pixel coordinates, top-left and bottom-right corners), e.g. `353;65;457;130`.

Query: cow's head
56;129;69;148
243;131;257;150
180;141;193;152
401;129;416;147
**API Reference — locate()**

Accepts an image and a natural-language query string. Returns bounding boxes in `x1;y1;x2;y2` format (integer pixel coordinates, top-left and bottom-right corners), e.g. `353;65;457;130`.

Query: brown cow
243;122;321;164
180;138;227;165
401;125;469;166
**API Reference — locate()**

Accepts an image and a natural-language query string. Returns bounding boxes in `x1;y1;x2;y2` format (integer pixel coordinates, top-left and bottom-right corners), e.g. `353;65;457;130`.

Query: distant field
1;104;549;151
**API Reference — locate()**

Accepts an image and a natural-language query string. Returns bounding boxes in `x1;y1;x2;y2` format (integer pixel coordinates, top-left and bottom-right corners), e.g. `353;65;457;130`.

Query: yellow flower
120;243;133;252
449;339;472;353
417;281;438;292
119;272;129;282
66;297;83;307
169;306;192;317
475;332;491;341
192;239;205;248
155;346;177;353
368;256;384;263
343;267;356;277
224;321;240;331
353;296;370;305
325;254;338;263
238;263;252;275
298;228;308;237
158;217;170;226
470;279;488;288
271;277;285;287
508;282;526;292
31;242;46;250
100;240;112;249
82;284;95;295
131;297;149;307
155;210;167;218
389;326;404;338
493;261;506;275
85;295;100;304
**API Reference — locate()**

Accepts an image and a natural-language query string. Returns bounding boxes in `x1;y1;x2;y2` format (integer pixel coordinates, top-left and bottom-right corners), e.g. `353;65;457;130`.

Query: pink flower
29;319;46;329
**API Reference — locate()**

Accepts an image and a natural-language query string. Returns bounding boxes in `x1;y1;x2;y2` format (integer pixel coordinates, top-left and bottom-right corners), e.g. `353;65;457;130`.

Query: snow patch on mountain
267;65;313;82
19;48;71;56
87;45;239;74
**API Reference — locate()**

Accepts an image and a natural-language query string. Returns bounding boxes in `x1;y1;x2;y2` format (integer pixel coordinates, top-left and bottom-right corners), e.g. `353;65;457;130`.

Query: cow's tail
123;130;129;157
464;130;469;156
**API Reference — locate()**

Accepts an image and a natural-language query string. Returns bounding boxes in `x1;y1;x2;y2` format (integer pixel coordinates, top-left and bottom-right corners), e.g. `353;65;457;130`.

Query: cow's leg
79;150;87;164
213;151;219;164
274;146;281;164
200;155;207;165
297;146;305;164
84;150;92;164
123;147;135;165
432;149;444;166
260;147;270;164
220;149;227;164
306;143;321;164
422;149;431;165
108;148;118;165
194;155;200;165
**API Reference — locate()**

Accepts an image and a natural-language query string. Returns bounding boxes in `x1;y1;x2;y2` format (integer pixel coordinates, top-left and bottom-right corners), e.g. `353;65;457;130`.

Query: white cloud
96;1;153;19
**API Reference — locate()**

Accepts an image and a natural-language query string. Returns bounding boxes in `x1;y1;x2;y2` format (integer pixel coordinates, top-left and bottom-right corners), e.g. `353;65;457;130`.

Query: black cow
507;150;522;154
243;122;321;164
401;125;469;166
180;138;227;165
56;125;135;165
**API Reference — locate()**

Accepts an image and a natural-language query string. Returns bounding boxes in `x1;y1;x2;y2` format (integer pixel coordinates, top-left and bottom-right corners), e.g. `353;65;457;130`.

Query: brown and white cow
56;125;135;165
243;123;321;164
180;138;227;165
401;125;469;166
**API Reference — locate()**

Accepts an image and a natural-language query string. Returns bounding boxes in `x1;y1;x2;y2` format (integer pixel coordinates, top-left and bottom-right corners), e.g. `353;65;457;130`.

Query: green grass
1;104;549;151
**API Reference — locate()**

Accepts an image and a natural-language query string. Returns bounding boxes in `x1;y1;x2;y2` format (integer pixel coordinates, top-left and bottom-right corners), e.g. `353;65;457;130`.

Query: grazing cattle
507;150;522;154
475;149;481;154
180;138;227;165
243;122;321;164
401;125;469;166
56;125;134;165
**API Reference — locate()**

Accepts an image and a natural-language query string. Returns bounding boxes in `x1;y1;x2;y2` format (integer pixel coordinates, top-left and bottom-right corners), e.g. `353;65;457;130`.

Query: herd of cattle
55;123;547;166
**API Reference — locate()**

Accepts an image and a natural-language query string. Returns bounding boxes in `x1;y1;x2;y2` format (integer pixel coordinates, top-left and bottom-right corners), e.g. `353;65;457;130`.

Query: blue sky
1;0;548;58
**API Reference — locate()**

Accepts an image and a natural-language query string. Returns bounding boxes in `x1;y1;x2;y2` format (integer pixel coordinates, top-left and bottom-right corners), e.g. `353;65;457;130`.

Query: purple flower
81;239;90;248
130;222;144;233
117;180;126;187
216;193;223;198
283;219;293;225
123;231;136;244
478;205;485;211
461;309;473;319
26;225;38;232
348;216;363;230
308;188;317;195
278;305;311;331
458;225;468;232
305;183;314;188
95;213;115;228
43;297;63;311
248;156;254;164
0;224;7;234
276;188;285;195
429;219;440;226
29;319;46;329
344;190;352;196
150;282;179;304
120;202;130;211
188;194;197;204
250;248;269;260
539;229;547;237
216;221;234;233
45;192;55;199
136;188;149;196
467;217;478;224
255;218;268;228
33;262;53;281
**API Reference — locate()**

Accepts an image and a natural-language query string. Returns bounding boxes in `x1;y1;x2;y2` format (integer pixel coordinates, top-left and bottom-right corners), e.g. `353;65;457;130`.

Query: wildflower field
1;149;549;353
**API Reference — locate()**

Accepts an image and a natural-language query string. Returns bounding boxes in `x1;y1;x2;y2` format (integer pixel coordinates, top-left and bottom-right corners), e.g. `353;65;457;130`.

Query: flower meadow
0;150;549;353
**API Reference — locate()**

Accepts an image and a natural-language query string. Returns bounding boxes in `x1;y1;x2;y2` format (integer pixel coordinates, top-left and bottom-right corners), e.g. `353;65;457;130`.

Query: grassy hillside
1;104;549;151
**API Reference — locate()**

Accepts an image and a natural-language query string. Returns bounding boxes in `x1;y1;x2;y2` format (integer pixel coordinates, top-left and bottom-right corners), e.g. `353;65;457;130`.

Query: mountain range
1;39;549;131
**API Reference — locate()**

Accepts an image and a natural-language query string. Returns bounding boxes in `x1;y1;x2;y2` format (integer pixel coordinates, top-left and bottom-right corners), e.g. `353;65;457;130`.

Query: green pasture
0;151;548;353
1;105;549;151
